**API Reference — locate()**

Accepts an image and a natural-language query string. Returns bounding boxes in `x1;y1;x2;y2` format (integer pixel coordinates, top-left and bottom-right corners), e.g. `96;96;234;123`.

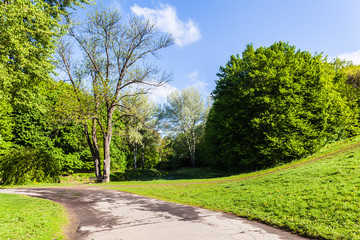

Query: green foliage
158;133;191;169
0;193;67;239
0;0;62;97
111;169;165;181
0;147;60;185
52;122;93;173
338;64;360;108
0;91;13;155
0;81;93;184
205;42;358;171
0;0;93;184
110;135;128;172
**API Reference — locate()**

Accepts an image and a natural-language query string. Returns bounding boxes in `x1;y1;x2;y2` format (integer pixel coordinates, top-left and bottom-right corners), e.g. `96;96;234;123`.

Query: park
1;0;360;239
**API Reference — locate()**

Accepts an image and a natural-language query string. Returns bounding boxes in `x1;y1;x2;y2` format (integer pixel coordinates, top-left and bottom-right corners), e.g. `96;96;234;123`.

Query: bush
110;169;166;181
0;147;60;185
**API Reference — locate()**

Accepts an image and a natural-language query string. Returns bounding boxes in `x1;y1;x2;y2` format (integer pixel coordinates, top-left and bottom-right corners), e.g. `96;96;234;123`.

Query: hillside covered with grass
107;137;360;240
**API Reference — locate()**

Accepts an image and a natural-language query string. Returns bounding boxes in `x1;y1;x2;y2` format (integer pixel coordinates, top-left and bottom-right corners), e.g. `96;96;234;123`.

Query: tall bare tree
162;87;207;168
56;7;173;182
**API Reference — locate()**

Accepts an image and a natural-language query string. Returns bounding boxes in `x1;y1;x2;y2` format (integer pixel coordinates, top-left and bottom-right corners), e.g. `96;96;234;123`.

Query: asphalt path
0;188;309;240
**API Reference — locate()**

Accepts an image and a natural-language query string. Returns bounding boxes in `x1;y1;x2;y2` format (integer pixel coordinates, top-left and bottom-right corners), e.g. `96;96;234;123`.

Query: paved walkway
0;188;308;240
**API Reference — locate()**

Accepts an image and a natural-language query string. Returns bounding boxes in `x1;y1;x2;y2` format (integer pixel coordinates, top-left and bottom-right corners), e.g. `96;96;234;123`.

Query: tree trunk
134;142;137;169
84;122;102;179
141;146;145;170
190;149;195;168
103;133;111;182
184;131;196;168
102;107;115;183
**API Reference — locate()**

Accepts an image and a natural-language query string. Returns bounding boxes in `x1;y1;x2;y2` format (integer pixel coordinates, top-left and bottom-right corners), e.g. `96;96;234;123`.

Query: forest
1;0;360;185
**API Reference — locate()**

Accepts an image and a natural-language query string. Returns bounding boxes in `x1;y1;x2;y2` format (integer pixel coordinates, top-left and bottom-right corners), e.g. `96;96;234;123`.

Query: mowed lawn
108;141;360;240
0;194;68;240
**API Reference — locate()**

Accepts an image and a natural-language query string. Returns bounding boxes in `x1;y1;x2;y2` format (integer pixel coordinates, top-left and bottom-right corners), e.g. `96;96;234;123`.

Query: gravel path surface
0;188;308;240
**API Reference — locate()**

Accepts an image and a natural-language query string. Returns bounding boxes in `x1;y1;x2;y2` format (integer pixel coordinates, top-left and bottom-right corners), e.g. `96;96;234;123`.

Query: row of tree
2;1;360;184
0;1;210;184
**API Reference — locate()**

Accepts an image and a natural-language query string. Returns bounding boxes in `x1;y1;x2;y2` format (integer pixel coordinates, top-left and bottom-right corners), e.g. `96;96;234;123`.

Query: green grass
106;137;360;240
0;194;68;240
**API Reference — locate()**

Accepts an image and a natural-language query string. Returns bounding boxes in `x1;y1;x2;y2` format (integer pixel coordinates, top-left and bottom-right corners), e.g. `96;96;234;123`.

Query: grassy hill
107;136;360;239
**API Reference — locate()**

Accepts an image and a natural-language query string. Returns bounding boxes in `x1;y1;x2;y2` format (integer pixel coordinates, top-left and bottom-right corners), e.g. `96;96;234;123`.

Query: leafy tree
0;0;61;97
120;94;162;170
0;92;13;155
205;42;358;171
338;64;360;108
56;7;173;182
161;87;207;167
0;80;93;184
0;0;91;184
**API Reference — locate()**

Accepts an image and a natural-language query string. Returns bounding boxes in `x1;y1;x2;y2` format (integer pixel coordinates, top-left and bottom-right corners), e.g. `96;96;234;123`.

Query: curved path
0;187;308;240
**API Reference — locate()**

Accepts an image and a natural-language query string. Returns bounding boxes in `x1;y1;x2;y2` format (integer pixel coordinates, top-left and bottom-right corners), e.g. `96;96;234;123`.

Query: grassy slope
0;194;68;240
106;137;360;240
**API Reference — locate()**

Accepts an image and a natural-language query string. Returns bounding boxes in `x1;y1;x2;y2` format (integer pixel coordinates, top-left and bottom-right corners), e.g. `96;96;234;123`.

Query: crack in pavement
0;187;309;240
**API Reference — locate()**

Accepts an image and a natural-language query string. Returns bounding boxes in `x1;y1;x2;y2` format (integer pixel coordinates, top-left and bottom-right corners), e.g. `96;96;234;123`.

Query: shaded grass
5;136;360;189
107;138;360;239
60;172;94;183
98;135;360;187
1;182;79;189
0;194;68;240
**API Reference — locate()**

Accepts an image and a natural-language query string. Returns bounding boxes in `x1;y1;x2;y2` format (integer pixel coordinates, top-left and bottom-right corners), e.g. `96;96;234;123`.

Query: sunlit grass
0;194;68;240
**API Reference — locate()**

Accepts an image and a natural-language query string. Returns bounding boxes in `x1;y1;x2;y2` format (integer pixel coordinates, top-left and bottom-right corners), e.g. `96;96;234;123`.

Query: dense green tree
56;7;173;182
0;0;61;97
0;92;13;155
205;42;358;171
339;64;360;108
0;0;91;184
0;80;92;184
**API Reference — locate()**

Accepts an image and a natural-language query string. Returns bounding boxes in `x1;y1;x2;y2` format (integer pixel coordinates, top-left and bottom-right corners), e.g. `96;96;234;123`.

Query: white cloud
187;71;208;90
149;82;178;104
109;0;122;12
336;49;360;64
130;4;201;47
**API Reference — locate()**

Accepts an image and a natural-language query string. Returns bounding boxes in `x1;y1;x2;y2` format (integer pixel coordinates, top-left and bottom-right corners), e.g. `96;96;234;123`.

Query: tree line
1;1;360;184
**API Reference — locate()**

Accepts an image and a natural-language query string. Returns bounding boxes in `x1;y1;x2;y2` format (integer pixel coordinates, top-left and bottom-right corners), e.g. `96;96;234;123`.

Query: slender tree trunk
191;137;196;168
190;148;195;168
134;142;137;169
184;131;196;168
92;120;102;179
141;146;145;169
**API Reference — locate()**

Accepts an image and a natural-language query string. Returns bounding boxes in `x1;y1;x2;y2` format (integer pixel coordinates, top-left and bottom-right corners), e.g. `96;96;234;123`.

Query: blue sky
73;0;360;103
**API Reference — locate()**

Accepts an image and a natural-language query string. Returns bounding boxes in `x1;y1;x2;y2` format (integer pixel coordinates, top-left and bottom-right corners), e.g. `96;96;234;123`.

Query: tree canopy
205;42;358;171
